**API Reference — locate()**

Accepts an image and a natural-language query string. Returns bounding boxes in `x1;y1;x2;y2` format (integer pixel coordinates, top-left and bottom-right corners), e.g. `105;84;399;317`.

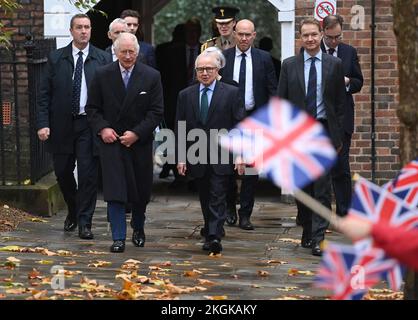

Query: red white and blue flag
348;176;418;290
348;176;418;229
219;97;337;191
384;158;418;208
315;240;398;300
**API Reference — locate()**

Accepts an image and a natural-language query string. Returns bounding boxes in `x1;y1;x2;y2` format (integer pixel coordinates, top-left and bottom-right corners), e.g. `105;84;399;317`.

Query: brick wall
0;0;45;185
294;0;400;185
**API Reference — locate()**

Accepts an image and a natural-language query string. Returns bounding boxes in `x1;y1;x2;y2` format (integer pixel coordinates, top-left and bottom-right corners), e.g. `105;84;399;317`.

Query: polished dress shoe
132;230;145;247
226;207;237;226
64;215;77;232
110;240;125;253
312;244;322;256
200;227;225;238
79;226;94;239
301;238;313;249
209;239;222;254
239;217;254;230
202;241;210;251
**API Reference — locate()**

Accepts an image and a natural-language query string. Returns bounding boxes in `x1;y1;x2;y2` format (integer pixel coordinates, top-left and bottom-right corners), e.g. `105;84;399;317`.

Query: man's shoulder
139;41;154;52
201;37;217;52
282;54;299;65
218;80;239;93
89;45;112;62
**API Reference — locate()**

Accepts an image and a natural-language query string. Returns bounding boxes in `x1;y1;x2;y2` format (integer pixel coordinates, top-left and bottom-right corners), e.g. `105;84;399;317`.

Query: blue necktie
306;57;317;118
238;53;246;101
123;69;130;89
200;87;209;125
72;51;83;116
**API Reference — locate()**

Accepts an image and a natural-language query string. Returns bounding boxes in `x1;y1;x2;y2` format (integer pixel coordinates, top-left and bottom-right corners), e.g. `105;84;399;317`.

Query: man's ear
107;31;112;40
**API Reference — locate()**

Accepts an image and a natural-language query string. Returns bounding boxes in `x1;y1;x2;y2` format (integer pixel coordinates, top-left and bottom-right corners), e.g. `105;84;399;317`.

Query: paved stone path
0;176;381;300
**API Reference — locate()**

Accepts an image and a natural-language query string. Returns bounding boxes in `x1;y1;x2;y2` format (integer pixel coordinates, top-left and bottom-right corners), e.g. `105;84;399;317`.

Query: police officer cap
212;6;240;23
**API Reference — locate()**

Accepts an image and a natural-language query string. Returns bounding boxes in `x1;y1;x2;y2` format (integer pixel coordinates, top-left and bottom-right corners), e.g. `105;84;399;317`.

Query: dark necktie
200;87;209;124
72;51;83;116
328;48;335;56
306;57;317;118
238;53;246;102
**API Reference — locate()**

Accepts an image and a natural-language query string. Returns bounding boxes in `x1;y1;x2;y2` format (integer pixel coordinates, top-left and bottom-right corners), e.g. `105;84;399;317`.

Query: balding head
234;19;256;52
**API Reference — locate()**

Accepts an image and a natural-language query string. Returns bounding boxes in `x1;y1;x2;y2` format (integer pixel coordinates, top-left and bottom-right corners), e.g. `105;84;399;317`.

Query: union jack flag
348;176;418;229
348;176;418;290
219;97;337;191
384;158;418;208
315;240;398;300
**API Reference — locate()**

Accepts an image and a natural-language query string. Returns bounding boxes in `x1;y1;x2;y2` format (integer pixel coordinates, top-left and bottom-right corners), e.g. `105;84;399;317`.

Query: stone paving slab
0;177;366;300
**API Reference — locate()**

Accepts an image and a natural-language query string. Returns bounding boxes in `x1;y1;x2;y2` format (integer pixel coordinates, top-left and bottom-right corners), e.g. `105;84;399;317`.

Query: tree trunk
392;0;418;300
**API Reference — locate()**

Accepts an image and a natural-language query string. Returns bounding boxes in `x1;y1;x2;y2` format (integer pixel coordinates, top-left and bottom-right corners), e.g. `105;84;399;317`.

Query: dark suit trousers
297;172;331;245
52;116;98;228
227;172;259;218
196;168;229;241
332;133;352;217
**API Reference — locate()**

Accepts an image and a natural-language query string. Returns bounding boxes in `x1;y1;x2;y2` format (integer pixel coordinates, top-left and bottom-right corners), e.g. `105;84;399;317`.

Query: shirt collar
72;43;89;57
323;41;338;54
236;46;251;57
119;63;135;74
303;49;322;62
200;80;216;92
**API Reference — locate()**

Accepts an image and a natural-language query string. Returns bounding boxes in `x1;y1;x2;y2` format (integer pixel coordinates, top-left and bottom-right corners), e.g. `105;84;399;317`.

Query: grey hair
114;32;140;53
195;47;226;69
109;18;127;32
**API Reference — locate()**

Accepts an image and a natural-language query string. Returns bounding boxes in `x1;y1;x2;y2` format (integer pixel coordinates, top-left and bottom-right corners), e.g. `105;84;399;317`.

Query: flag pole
293;189;341;229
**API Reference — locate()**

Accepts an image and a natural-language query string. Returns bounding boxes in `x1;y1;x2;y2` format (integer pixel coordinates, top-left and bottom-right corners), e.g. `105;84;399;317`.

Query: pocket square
139;91;147;95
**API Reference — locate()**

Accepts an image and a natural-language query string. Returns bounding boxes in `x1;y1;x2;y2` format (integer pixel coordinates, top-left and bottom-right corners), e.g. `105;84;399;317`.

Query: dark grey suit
175;81;245;240
278;51;346;245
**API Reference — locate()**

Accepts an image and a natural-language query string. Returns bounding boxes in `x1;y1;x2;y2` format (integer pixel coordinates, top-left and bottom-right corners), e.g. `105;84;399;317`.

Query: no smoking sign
314;0;337;21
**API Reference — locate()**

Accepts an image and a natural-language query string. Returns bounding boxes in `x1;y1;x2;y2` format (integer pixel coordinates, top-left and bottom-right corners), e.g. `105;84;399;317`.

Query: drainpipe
370;0;376;182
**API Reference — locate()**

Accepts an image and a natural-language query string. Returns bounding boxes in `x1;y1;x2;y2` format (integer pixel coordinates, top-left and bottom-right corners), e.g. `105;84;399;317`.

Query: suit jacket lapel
296;54;306;95
109;62;126;110
224;49;235;79
322;54;331;94
251;49;260;94
120;62;144;114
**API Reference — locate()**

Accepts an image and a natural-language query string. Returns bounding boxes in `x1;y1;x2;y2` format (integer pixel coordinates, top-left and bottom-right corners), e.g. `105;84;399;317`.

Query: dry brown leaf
61;260;77;266
37;260;54;265
57;250;74;256
209;252;222;258
258;270;270;277
158;261;172;267
266;259;288;265
278;238;301;244
288;268;314;276
0;294;6;298
277;286;299;292
28;269;42;280
88;260;112;268
6;257;21;263
29;290;48;300
204;295;228;300
141;286;161;294
86;250;109;255
183;269;202;277
197;279;216;286
0;246;22;252
30;218;48;223
6;288;29;294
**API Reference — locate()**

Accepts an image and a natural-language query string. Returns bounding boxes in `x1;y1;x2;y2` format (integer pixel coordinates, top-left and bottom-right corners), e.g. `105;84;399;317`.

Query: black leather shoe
226;206;237;226
312;244;322;256
202;241;210;251
209;239;222;254
301;238;313;249
79;226;94;240
64;216;77;232
110;240;125;253
239;217;254;230
132;230;145;247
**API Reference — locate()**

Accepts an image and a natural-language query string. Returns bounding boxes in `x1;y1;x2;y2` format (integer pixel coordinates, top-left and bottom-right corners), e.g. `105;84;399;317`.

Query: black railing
0;36;56;186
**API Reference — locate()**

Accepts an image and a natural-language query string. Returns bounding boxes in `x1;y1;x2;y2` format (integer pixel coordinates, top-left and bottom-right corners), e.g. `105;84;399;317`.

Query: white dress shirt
233;47;255;111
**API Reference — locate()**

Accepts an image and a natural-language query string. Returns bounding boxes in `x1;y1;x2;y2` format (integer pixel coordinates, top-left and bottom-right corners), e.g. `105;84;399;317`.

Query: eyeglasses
324;34;342;41
195;67;217;73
